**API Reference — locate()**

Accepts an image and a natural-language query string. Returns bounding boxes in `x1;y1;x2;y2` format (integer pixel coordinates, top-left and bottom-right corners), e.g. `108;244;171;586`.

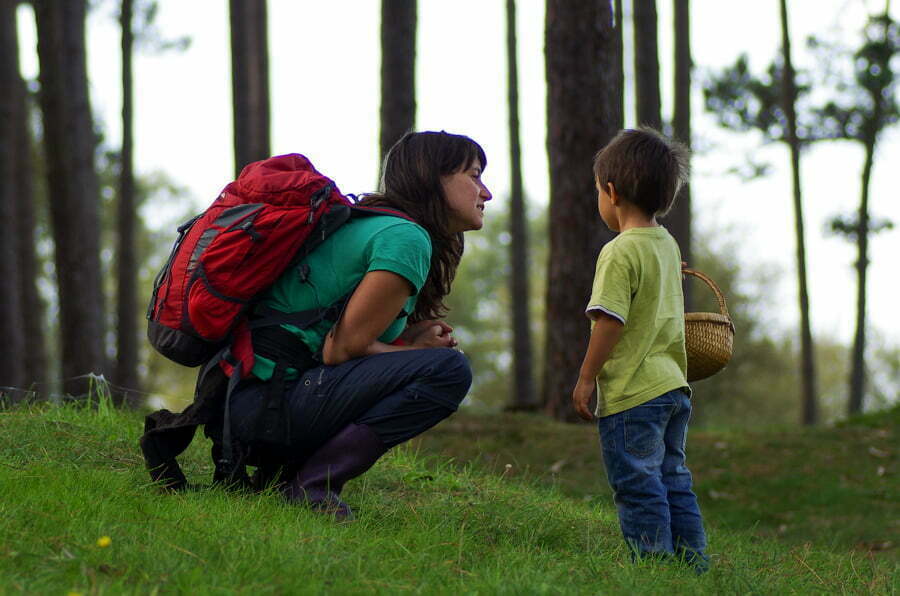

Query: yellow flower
96;536;111;548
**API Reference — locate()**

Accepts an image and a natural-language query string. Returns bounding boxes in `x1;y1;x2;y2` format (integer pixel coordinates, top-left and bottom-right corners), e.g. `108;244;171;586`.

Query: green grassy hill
1;399;896;594
411;406;900;563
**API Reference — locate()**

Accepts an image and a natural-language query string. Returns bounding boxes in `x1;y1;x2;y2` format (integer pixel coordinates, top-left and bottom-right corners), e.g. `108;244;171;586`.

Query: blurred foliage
702;54;817;147
676;223;898;427
868;330;900;411
810;12;898;244
827;213;893;240
807;13;900;143
445;203;547;411
92;0;191;52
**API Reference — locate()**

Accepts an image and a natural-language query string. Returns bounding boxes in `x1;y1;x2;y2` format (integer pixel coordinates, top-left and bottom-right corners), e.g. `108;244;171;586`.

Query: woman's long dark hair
358;131;487;322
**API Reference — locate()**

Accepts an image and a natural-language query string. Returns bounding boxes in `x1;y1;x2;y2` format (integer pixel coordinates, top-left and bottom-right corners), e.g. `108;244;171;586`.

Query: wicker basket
683;268;735;382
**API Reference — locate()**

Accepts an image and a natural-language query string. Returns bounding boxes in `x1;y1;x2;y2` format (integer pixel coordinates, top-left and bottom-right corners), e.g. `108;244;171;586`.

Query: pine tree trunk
0;0;26;396
380;0;417;166
847;138;875;415
614;0;624;130
505;0;537;411
633;0;661;129
115;0;140;406
15;76;47;392
779;0;818;425
544;0;618;421
34;0;107;397
230;0;270;178
668;0;693;309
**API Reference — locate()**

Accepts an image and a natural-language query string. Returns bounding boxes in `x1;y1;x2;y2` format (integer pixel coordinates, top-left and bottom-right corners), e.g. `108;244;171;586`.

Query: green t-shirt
251;214;432;380
586;226;689;417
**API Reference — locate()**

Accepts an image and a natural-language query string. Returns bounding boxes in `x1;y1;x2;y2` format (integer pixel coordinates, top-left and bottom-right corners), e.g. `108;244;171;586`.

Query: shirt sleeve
365;221;432;292
586;248;633;324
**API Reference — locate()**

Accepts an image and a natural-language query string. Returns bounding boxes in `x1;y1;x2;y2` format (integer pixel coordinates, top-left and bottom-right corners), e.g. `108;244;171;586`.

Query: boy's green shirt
586;226;689;417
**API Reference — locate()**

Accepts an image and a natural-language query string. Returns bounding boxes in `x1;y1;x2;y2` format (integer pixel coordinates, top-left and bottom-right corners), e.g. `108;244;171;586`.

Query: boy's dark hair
592;127;689;217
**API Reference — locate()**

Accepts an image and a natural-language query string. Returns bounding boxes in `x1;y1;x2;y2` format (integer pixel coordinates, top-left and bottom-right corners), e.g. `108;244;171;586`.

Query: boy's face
596;178;619;232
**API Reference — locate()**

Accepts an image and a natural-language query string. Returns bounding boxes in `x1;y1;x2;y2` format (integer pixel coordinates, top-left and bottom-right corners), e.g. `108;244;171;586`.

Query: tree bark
0;0;26;395
668;0;693;309
779;0;818;425
230;0;270;178
15;75;47;392
544;0;618;421
614;0;624;130
115;0;140;406
34;0;107;397
504;0;537;411
847;140;873;415
846;12;893;416
380;0;417;167
633;0;661;129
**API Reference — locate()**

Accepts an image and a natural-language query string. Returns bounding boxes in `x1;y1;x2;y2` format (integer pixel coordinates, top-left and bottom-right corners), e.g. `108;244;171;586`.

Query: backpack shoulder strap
349;204;416;223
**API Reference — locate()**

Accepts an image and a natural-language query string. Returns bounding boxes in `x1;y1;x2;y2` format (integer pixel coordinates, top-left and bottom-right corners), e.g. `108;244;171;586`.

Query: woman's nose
480;182;492;200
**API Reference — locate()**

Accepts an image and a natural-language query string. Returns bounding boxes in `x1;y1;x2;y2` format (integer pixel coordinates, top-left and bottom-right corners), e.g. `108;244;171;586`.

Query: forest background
2;0;899;430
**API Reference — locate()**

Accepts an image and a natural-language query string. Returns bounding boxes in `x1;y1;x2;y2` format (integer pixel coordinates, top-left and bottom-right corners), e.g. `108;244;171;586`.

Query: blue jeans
597;389;708;568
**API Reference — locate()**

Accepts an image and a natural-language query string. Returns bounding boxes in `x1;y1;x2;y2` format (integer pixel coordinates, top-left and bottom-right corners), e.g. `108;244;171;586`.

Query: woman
222;130;492;519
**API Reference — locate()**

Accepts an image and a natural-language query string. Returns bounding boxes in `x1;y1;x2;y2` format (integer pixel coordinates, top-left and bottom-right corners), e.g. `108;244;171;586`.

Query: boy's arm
572;312;624;421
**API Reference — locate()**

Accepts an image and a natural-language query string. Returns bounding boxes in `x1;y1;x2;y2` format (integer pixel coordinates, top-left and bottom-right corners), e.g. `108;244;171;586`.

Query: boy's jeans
597;388;708;568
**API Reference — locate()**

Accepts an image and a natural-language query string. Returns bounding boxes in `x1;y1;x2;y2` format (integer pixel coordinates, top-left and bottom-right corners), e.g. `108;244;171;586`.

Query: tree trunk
779;0;817;425
544;0;618;421
614;0;624;130
847;141;873;415
34;0;106;397
504;0;537;411
0;0;26;395
115;0;140;406
230;0;270;178
380;0;417;167
668;0;693;309
15;75;47;392
633;0;661;129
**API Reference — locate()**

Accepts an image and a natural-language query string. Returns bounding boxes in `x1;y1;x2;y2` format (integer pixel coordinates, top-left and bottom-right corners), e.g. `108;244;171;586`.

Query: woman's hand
408;322;457;349
400;319;457;348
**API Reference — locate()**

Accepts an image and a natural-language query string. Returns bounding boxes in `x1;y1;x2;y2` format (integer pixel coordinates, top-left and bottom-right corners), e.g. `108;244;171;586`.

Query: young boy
572;127;709;571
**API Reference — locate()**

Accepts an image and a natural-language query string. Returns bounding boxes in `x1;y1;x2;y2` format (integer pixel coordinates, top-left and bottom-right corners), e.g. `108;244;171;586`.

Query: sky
15;0;900;349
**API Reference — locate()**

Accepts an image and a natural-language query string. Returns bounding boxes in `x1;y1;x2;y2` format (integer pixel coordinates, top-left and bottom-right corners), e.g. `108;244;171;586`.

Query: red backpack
147;153;353;368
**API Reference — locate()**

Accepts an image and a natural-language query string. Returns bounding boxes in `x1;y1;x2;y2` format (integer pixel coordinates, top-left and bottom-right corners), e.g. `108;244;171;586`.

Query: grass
0;396;897;594
410;406;900;563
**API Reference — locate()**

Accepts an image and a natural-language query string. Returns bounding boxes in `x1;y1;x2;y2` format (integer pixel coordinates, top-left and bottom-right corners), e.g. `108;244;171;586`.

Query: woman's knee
410;348;471;409
432;348;472;387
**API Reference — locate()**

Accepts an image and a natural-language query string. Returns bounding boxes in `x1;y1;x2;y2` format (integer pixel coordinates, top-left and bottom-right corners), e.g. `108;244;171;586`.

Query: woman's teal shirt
251;214;432;380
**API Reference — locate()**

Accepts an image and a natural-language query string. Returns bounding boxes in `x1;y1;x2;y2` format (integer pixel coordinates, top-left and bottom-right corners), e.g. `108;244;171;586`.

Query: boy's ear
607;182;619;205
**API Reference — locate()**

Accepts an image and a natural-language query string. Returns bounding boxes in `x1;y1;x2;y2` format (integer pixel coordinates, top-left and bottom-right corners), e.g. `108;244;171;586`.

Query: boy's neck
615;203;658;233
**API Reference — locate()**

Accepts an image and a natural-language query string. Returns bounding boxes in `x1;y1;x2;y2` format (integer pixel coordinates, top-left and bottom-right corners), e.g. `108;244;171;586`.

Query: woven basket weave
683;268;735;382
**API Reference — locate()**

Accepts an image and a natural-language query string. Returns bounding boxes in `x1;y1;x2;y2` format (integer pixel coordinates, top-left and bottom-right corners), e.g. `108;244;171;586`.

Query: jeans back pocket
623;402;674;458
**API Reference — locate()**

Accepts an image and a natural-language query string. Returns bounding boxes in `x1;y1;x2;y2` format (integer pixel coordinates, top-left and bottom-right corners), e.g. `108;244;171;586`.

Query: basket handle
682;268;732;320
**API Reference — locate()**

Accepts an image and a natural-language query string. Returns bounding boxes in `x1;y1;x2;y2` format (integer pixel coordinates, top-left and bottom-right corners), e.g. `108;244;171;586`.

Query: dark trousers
220;347;472;463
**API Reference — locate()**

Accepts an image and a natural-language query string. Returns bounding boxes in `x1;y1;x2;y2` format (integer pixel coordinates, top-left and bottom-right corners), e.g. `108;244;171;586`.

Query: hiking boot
282;423;386;521
251;463;301;493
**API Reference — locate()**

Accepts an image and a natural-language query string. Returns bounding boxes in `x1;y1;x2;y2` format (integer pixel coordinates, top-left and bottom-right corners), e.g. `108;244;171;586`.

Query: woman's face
442;159;492;233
